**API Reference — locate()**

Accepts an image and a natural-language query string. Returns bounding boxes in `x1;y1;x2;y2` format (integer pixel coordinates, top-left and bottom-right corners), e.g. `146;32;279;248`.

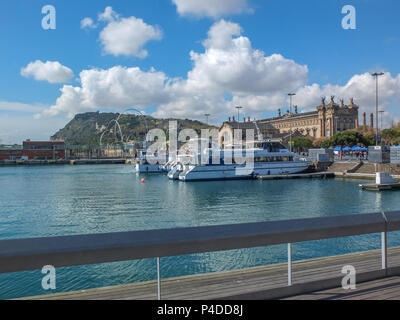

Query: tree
382;128;400;146
313;137;329;148
321;130;372;148
292;137;313;152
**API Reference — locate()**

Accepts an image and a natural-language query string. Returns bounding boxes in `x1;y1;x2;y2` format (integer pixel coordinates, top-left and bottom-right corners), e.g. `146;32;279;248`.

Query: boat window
254;156;293;162
263;142;286;152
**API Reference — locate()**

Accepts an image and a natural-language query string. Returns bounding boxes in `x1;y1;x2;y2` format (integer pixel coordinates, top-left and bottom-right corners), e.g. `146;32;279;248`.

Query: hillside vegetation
52;112;216;145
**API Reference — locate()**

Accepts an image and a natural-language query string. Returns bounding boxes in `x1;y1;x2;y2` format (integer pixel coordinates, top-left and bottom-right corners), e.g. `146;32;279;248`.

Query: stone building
219;97;363;146
219;117;280;148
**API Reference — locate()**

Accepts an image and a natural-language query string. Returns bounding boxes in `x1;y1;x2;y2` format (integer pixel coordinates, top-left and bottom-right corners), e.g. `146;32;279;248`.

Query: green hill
51;112;217;145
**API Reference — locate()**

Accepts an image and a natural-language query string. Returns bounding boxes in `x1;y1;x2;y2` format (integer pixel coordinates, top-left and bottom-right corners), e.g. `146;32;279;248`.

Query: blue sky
1;0;400;143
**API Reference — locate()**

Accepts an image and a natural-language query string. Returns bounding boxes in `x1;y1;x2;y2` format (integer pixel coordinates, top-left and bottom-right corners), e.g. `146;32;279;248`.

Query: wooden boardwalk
283;276;400;300
19;246;400;300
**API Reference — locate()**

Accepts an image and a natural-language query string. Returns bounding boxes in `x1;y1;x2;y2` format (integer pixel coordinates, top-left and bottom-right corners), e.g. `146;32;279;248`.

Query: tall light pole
379;110;384;134
288;93;296;152
235;106;243;122
204;114;210;125
372;72;384;145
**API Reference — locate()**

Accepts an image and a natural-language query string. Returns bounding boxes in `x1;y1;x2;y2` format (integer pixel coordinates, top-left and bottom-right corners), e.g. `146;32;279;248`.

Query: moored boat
175;141;311;182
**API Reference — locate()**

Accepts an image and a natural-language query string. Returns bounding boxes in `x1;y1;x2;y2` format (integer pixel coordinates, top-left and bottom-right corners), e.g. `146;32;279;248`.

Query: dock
18;246;400;300
257;172;335;180
69;159;127;165
360;183;400;191
0;158;130;166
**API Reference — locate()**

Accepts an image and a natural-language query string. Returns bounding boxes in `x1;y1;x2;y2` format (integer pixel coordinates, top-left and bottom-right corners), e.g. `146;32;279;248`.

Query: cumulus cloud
80;17;97;29
295;72;400;113
153;20;308;118
38;20;308;120
21;60;74;84
98;6;119;22
172;0;253;18
37;66;170;118
82;7;162;58
99;16;162;58
37;19;400;127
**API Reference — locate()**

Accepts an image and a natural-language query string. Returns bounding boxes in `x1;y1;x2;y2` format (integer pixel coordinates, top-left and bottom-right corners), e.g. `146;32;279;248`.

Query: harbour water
1;164;400;299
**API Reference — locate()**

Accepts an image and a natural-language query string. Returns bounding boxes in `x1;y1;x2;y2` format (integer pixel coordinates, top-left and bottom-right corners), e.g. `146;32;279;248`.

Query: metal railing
1;211;400;299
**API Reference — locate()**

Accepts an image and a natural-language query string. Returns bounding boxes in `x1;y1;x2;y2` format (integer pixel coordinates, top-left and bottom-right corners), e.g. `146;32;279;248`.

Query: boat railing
1;211;400;299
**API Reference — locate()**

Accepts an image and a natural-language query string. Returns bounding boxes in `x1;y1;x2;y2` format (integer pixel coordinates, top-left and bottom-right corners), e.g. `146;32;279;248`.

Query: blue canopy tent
334;147;341;151
343;147;351;151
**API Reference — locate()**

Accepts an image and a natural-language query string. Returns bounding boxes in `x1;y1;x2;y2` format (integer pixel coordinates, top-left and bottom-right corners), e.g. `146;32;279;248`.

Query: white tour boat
170;141;311;182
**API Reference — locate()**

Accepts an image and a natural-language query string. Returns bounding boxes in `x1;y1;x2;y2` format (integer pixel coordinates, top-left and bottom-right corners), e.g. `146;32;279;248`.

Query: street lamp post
204;114;210;125
288;93;296;152
379;110;384;137
372;72;384;145
235;106;243;122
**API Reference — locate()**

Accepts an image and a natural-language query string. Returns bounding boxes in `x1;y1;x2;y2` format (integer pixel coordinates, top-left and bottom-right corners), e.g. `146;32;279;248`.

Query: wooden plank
18;246;400;300
285;276;400;300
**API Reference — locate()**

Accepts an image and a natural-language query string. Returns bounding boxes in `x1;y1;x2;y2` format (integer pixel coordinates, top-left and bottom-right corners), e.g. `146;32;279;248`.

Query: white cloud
172;0;253;18
82;7;162;58
154;20;308;118
38;20;307;120
37;66;170;118
80;17;97;29
295;72;400;114
38;19;400;127
21;60;74;84
99;16;162;58
98;6;119;22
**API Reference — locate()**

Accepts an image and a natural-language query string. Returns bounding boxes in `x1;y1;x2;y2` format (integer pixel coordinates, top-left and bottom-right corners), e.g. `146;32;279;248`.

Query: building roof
260;111;318;123
222;121;277;131
23;140;65;145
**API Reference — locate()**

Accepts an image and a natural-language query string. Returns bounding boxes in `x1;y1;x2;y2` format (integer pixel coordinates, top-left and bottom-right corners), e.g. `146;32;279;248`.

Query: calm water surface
0;164;399;299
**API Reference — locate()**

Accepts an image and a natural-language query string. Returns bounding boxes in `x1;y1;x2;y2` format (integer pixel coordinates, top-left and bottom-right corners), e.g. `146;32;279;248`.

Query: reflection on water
0;165;399;299
375;191;383;209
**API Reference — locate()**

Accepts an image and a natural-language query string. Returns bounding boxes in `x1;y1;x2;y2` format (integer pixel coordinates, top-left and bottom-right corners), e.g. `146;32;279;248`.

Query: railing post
381;211;388;275
157;257;162;300
381;232;387;271
288;243;292;286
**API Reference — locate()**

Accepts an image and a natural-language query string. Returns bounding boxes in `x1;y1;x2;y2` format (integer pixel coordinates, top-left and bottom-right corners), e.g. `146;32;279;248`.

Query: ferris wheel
99;107;149;146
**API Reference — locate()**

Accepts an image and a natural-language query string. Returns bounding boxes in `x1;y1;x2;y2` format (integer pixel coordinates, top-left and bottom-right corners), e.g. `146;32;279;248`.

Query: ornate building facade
261;96;360;139
219;97;363;146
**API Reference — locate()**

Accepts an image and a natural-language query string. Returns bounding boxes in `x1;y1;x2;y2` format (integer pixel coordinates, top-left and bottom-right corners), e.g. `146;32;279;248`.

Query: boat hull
179;161;310;181
135;163;163;173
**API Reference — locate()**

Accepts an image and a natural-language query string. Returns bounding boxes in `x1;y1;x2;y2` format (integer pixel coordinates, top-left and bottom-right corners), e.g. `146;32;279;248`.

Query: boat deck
18;246;400;300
